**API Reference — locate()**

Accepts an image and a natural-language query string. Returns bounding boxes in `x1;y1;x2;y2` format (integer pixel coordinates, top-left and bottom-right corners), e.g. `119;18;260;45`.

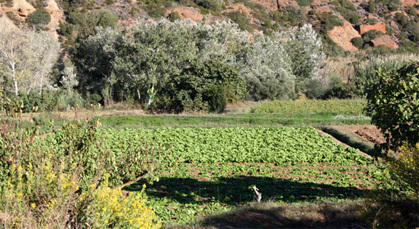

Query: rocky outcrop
316;5;331;13
328;21;361;51
165;6;203;21
359;22;386;35
44;0;64;38
11;0;35;16
222;3;254;23
371;35;399;48
402;0;419;5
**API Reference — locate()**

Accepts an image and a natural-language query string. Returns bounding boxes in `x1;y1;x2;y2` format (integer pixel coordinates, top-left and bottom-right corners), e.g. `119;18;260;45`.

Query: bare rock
165;6;203;22
371;35;399;48
359;22;386;35
328;21;361;51
316;5;331;13
402;0;419;5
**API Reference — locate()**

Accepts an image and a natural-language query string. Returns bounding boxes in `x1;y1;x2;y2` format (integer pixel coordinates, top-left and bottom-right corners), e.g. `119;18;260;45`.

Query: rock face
402;0;419;5
372;35;399;48
165;6;203;21
359;22;386;35
11;0;35;15
316;5;331;13
44;0;64;38
222;3;254;23
328;21;361;51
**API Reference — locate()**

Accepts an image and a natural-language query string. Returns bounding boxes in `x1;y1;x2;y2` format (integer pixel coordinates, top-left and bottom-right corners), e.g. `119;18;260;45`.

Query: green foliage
362;29;384;44
168;11;181;21
226;11;253;32
349;56;411;98
195;0;223;12
387;144;419;196
19;91;59;112
335;6;360;24
102;126;370;164
94;9;118;28
365;61;419;151
275;5;307;26
26;8;51;25
99;113;372;128
317;12;344;31
251;99;367;115
395;12;409;28
109;126;388;225
166;60;244;113
145;5;166;18
305;79;325;99
0;90;160;227
351;37;364;49
295;0;313;7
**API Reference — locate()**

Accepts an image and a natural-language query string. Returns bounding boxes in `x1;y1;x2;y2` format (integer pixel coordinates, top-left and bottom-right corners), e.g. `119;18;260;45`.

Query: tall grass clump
251;99;366;115
0;90;161;228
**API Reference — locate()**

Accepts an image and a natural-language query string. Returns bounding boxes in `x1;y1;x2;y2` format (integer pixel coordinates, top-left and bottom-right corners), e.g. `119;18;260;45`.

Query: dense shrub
165;60;244;113
362;29;384;43
26;8;51;25
295;0;313;7
169;11;181;21
365;61;419;151
351;37;364;49
305;79;325;99
226;11;253;32
363;61;418;229
336;6;360;24
195;0;223;12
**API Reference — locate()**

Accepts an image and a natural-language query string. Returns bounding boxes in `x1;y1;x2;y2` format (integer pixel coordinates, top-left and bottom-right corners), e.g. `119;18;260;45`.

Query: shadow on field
196;200;367;228
127;176;370;227
127;176;367;205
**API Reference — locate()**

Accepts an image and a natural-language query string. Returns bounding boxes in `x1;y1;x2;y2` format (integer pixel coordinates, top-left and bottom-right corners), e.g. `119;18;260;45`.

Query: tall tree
0;24;60;97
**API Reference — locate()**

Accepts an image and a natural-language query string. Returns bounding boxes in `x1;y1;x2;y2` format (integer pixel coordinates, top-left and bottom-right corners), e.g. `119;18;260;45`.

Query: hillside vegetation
0;0;419;112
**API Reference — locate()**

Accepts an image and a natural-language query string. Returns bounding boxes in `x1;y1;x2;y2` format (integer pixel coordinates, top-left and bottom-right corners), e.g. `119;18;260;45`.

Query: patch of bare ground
332;125;385;145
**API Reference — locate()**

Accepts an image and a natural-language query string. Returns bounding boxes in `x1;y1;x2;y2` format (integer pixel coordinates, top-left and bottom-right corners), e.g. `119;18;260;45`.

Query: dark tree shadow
127;176;368;205
126;176;373;228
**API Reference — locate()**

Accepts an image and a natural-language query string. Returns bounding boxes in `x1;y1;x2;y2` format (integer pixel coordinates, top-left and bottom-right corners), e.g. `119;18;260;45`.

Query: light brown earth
332;124;385;145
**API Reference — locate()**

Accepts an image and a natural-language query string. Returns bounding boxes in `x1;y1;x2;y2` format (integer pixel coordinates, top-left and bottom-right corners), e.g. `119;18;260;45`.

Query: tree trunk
137;89;141;103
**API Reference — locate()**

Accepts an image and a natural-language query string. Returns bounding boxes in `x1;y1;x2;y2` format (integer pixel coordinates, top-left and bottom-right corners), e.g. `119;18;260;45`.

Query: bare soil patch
332;125;385;145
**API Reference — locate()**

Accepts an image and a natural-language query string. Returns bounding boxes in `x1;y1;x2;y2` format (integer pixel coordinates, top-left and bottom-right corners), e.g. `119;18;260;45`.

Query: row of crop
97;113;371;128
251;99;367;115
98;127;371;165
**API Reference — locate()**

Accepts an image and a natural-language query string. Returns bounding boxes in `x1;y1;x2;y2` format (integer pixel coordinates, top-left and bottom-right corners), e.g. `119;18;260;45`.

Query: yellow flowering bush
0;90;160;228
387;143;419;197
78;175;161;228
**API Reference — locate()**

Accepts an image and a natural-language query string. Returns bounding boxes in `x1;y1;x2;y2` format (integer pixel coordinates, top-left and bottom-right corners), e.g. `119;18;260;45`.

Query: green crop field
94;127;390;225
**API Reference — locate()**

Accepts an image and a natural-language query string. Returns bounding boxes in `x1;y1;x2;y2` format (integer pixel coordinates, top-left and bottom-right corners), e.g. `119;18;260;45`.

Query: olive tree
240;33;295;100
280;24;325;91
113;19;198;105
